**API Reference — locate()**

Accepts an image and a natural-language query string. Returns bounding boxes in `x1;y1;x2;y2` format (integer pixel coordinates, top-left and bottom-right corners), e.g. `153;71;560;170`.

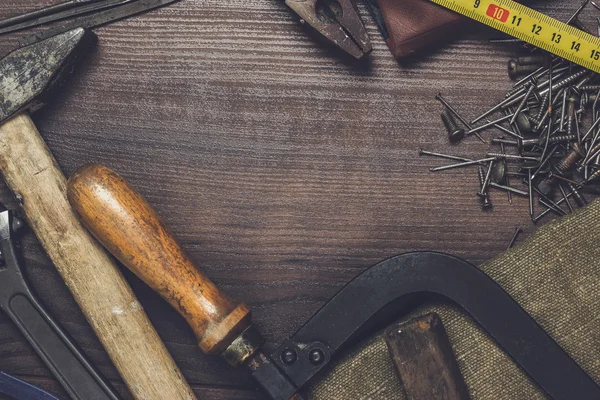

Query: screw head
449;128;465;143
309;349;325;365
482;197;493;210
537;179;554;196
515;113;533;134
281;349;297;365
491;162;506;184
508;59;518;80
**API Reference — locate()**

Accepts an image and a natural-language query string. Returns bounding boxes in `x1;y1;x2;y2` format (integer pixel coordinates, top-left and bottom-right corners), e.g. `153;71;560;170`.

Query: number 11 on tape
429;0;600;74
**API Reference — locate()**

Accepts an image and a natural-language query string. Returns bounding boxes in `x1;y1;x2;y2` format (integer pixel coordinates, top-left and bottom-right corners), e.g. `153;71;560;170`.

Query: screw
516;54;550;66
477;165;493;210
436;94;485;143
508;60;540;80
566;94;579;137
515;112;535;133
586;169;600;183
539;69;588;97
567;182;588;206
309;349;325;365
485;153;539;161
580;85;600;92
440;109;465;143
555;142;584;175
500;141;512;204
549;134;578;145
281;349;297;364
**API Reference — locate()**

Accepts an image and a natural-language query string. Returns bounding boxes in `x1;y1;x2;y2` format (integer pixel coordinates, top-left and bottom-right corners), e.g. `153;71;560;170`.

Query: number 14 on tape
430;0;600;73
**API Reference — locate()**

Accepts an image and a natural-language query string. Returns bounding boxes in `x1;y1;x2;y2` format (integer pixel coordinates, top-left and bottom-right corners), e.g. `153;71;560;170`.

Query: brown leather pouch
376;0;470;58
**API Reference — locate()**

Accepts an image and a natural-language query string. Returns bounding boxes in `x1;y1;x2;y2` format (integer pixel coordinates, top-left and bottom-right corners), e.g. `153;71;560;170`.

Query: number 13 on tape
429;0;600;73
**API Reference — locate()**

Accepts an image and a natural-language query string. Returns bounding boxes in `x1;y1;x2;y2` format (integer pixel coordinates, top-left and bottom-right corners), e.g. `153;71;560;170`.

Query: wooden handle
67;163;252;355
0;114;197;400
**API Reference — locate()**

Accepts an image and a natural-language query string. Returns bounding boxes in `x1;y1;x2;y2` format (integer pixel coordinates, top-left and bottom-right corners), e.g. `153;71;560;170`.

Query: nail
430;157;497;172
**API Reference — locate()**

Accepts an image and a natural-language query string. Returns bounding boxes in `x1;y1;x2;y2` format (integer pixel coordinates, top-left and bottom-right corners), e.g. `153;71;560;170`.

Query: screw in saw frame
309;348;325;365
281;349;298;365
441;109;465;143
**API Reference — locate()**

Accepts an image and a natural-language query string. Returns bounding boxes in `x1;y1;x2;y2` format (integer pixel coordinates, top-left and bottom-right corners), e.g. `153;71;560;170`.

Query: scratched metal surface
0;0;590;398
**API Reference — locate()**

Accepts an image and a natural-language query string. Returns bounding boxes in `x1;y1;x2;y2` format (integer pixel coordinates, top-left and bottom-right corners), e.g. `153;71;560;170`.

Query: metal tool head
0;27;96;125
286;0;372;59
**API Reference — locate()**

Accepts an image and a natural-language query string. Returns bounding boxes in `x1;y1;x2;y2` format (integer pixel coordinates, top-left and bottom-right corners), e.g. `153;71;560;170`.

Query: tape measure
429;0;600;73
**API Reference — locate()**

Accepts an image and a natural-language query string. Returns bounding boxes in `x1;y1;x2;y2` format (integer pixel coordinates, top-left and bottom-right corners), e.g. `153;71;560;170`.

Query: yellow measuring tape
429;0;600;73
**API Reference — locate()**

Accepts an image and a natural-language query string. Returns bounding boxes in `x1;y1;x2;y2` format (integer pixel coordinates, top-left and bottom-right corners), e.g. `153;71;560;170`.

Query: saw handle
67;164;251;355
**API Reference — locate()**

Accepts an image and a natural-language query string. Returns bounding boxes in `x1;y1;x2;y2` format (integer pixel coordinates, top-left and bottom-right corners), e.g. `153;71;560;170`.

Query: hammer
0;30;196;399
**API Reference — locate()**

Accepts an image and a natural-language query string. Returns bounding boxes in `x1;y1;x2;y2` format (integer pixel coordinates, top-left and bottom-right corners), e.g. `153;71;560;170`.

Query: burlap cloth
307;199;600;399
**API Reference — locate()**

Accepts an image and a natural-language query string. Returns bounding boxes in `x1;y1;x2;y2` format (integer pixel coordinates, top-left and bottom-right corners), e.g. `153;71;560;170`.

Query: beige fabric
307;199;600;399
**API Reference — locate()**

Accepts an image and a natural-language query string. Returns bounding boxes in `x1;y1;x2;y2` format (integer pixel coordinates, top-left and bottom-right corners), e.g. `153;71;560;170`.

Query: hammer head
0;28;96;125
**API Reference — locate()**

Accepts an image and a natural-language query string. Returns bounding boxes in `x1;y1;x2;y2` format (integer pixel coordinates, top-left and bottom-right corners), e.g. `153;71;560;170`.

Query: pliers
286;0;372;58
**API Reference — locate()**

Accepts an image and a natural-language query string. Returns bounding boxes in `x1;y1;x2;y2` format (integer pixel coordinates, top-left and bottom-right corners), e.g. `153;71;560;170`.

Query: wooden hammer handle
0;114;197;400
67;163;252;355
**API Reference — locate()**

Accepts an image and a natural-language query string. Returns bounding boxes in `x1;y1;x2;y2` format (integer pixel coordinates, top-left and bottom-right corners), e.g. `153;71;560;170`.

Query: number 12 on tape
429;0;600;73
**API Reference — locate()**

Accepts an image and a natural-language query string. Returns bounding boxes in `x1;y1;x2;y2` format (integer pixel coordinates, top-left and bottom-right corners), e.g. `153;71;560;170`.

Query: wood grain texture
0;115;196;399
386;313;470;400
68;163;252;356
0;0;593;399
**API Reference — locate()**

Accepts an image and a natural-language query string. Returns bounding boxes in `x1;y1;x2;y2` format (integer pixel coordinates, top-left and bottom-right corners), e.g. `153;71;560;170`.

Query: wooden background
0;0;593;398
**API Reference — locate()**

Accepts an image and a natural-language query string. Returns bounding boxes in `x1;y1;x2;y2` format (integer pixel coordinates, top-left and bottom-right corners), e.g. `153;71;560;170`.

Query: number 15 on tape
430;0;600;73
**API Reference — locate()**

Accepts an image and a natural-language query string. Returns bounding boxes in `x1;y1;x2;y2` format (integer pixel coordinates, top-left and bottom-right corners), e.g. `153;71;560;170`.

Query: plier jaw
286;0;372;59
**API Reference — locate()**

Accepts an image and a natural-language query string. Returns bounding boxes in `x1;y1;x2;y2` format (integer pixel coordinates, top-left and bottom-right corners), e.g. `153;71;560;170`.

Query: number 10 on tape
429;0;600;73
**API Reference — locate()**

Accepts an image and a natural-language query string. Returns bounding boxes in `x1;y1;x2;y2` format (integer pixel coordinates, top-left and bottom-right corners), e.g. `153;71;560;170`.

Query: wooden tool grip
0;114;196;400
67;163;251;355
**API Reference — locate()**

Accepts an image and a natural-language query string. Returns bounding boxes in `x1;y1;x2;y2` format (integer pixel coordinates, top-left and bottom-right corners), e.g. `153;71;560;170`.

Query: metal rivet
281;349;297;365
309;349;325;365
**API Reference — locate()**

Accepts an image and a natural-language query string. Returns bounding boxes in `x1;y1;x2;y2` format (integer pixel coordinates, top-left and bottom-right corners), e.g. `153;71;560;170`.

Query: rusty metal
285;0;372;59
0;28;96;125
0;0;133;36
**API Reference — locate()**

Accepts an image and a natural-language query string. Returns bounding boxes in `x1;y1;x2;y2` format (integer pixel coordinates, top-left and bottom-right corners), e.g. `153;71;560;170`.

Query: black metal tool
0;371;59;400
0;208;120;400
0;0;137;36
252;252;600;400
0;0;103;30
285;0;372;59
21;0;181;46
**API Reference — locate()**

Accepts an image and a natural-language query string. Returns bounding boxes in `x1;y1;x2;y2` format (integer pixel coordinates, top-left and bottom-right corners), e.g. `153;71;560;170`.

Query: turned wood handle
0;114;196;399
67;163;252;355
